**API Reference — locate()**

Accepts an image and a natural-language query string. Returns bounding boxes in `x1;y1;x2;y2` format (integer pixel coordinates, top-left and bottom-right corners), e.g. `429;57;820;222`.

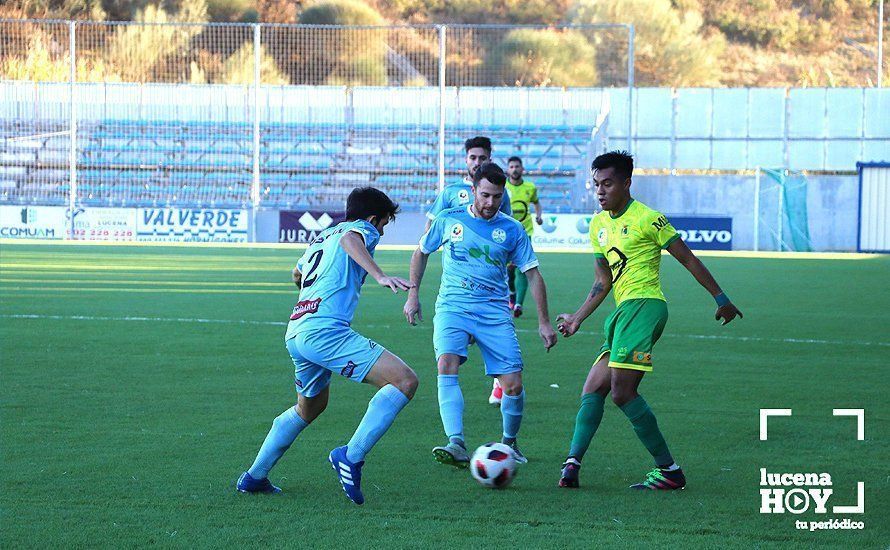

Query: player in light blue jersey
425;136;511;231
405;163;558;466
237;187;418;506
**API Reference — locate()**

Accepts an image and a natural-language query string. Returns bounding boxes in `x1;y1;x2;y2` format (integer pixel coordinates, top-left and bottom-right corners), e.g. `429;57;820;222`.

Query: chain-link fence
258;25;443;209
0;20;72;207
0;20;629;218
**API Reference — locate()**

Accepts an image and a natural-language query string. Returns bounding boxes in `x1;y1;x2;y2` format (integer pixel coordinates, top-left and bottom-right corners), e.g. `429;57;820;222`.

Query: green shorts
595;298;668;372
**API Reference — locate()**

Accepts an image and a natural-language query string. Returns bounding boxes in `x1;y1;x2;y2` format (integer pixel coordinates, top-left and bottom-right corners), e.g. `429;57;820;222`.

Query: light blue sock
437;374;465;446
346;384;410;463
501;389;525;441
247;406;308;479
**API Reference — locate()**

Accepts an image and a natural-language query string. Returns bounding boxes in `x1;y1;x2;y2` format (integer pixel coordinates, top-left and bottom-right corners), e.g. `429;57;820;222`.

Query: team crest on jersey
492;228;506;243
450;223;464;242
457;189;470;204
597;227;608;246
340;361;357;378
621;225;629;236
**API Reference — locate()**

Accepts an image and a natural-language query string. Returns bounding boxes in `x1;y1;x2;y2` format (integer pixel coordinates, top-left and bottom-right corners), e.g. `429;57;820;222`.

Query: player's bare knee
499;374;523;395
610;387;637;407
395;367;418;399
584;382;610;398
437;354;460;375
295;399;326;423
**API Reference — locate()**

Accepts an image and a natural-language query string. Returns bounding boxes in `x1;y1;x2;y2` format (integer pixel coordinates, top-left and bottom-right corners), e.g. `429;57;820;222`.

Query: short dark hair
472;162;507;187
592;150;634;180
507;156;522;164
345;186;400;222
464;136;492;154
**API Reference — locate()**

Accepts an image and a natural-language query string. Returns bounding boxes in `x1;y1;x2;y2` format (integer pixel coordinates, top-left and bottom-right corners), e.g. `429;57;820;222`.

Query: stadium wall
0;174;862;250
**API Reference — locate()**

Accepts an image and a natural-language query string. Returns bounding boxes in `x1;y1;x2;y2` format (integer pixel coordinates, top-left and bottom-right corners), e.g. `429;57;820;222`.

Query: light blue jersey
285;220;380;339
426;179;512;220
420;205;538;317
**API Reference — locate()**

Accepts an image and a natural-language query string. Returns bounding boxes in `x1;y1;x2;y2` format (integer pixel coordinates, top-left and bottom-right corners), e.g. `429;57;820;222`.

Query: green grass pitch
1;242;887;548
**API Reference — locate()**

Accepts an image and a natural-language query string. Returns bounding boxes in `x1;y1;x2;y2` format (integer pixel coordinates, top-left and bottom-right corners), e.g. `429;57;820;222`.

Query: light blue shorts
433;310;523;376
285;324;386;398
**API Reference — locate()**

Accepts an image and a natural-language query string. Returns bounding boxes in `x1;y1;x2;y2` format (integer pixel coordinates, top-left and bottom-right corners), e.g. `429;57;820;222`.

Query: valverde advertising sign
136;208;248;242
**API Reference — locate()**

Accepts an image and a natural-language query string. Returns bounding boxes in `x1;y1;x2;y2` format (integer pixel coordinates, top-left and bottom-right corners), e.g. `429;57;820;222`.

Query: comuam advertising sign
137;208;248;242
0;206;67;239
533;214;733;251
70;207;137;241
279;210;346;243
532;214;594;250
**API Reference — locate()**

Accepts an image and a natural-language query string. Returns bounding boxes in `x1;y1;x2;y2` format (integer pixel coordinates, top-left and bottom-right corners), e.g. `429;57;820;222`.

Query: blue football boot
236;471;281;494
329;446;365;505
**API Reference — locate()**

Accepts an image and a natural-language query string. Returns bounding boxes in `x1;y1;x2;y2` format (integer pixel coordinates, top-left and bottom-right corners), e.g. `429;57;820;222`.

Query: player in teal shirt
425;136;511;229
405;163;558;466
238;187;418;506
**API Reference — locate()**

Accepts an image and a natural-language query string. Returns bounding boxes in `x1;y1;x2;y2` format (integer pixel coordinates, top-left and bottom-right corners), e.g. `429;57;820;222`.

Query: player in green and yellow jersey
505;156;543;318
489;156;545;406
555;151;742;491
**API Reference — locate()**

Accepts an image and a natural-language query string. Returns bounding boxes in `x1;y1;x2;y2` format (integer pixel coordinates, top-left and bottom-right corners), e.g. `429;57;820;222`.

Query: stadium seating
0;119;589;210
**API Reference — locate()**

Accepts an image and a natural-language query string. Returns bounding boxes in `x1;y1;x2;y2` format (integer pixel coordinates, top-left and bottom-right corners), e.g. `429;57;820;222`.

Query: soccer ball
470;442;517;489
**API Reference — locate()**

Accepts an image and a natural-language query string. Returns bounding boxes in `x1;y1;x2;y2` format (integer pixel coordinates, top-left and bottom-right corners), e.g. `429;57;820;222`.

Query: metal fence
0;20;631;223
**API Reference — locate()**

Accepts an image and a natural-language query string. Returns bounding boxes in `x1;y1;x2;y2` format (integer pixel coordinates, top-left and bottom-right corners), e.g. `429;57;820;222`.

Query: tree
0;30;120;82
488;28;597;87
292;0;388;85
571;0;725;86
386;0;571;25
255;0;301;23
103;0;208;82
220;41;289;84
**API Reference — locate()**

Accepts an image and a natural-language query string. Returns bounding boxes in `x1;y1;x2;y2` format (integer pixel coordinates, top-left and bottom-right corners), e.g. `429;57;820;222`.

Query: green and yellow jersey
506;179;539;237
589;199;680;306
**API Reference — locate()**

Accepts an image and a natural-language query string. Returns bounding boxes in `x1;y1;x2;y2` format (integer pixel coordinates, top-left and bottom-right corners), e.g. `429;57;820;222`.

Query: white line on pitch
2;314;888;348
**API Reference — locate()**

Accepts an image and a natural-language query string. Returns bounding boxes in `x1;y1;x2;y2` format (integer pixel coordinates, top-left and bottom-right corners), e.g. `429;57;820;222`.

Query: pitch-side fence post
68;21;77;240
753;166;761;251
251;23;261;243
627;24;635;154
438;25;446;193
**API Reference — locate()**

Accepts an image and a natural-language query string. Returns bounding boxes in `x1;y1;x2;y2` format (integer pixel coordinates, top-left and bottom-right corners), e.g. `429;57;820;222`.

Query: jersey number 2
302;249;324;288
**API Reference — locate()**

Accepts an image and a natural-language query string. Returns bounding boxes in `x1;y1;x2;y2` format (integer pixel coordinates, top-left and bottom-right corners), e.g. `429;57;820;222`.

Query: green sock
620;395;674;467
515;269;529;305
567;393;605;460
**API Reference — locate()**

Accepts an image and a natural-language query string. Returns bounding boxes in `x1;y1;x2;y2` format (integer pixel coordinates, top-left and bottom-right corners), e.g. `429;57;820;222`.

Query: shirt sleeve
347;224;380;251
511;228;539;273
588;218;606;258
530;183;539;204
426;189;448;220
295;247;310;272
645;210;681;249
419;215;447;254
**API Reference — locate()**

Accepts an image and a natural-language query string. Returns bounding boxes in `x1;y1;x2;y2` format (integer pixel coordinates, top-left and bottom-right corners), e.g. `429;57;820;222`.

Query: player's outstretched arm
403;247;429;325
525;267;558;352
556;256;612;338
666;238;743;325
339;232;414;294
